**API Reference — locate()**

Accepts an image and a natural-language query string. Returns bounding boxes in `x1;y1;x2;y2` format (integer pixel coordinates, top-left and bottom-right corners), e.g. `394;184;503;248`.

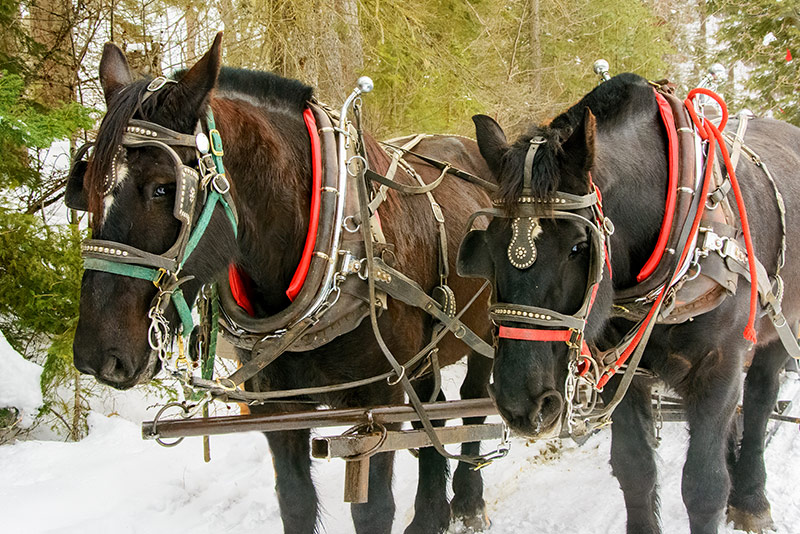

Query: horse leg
451;352;493;531
682;348;741;534
604;377;661;534
351;450;398;534
262;427;318;533
404;375;451;534
727;340;787;532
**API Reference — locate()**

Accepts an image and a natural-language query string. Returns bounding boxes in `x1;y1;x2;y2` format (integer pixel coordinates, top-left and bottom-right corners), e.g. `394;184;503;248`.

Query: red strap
596;90;730;389
637;90;679;283
499;326;571;342
286;109;323;301
228;265;255;316
498;326;591;358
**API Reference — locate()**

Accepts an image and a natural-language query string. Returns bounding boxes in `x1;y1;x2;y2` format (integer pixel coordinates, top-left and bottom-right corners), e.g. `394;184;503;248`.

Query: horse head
67;34;236;389
461;109;614;437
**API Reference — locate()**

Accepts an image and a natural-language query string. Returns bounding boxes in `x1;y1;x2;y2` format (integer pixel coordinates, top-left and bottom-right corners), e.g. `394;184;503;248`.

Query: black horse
66;35;496;534
461;73;800;533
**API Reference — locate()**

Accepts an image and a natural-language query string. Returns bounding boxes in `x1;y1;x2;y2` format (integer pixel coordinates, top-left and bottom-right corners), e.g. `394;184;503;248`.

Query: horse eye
570;241;589;257
151;184;173;199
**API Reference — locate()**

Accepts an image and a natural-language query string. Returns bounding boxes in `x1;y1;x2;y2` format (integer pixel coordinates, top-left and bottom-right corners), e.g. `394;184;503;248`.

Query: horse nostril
532;390;564;430
99;354;133;383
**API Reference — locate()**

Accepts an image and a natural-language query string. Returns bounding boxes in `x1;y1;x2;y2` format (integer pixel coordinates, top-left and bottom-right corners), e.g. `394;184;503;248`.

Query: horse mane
85;66;314;218
496;72;655;208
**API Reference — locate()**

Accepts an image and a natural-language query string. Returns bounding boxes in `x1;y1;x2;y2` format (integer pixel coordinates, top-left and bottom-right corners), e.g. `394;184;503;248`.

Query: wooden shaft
312;423;505;459
143;398;498;440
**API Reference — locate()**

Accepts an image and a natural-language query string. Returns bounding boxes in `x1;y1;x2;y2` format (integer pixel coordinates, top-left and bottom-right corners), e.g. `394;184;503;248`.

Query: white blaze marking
103;163;129;219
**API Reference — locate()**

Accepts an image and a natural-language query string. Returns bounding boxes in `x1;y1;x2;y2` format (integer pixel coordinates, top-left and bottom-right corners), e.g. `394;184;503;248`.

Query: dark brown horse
66;35;495;534
461;73;800;533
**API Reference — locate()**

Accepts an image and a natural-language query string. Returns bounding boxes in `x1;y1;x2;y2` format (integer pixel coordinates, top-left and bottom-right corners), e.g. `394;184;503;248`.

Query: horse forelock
495;127;564;211
86;79;152;223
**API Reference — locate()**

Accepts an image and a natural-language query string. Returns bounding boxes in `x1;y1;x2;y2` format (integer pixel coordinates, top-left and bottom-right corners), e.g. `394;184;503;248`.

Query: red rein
684;88;758;343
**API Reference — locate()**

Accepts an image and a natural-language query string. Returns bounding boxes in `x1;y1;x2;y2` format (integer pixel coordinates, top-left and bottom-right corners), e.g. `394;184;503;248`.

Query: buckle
212;174;231;194
154;268;169;288
209;129;224;156
147;76;170;92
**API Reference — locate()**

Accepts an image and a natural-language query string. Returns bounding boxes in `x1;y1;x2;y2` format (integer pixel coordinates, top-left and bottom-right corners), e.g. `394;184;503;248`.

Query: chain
654;391;663;445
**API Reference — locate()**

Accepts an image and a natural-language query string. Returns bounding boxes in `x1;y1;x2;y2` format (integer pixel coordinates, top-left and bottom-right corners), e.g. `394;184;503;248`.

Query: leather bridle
458;137;615;435
68;77;238;366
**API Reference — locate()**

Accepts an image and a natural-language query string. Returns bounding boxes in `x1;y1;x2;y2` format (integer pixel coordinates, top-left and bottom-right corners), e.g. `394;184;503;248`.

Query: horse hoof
450;508;491;533
404;500;451;534
727;505;775;533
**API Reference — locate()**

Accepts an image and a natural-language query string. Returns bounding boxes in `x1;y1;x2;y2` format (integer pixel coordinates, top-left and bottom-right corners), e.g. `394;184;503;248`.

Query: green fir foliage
710;0;800;125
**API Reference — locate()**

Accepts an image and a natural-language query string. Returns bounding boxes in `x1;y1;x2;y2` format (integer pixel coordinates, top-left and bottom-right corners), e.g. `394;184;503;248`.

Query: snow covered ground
2;359;800;534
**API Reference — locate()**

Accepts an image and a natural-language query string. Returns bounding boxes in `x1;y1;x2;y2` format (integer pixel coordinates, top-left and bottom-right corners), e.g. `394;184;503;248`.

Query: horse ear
99;43;134;102
174;32;223;115
473;114;508;172
560;107;596;175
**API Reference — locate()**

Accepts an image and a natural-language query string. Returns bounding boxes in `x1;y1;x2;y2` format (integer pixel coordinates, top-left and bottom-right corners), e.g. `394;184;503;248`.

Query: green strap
171;288;195;337
84;258;161;283
202;285;219;380
183;191;222;266
206;109;225;176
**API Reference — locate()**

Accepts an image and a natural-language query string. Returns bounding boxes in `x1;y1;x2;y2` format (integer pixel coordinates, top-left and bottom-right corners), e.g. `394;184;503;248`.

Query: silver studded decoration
507;217;539;269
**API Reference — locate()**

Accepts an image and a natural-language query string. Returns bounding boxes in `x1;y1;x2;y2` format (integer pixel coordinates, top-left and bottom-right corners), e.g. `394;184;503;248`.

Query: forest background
0;0;797;441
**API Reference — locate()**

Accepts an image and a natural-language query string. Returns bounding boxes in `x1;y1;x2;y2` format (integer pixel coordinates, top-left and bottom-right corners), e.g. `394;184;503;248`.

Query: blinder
65;143;93;211
457;228;493;279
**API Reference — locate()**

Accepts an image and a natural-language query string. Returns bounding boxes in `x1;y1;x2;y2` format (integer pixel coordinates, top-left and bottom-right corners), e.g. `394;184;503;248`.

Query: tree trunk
29;0;75;105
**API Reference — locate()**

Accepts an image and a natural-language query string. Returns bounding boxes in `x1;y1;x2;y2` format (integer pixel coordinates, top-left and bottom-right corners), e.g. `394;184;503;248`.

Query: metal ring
357;259;369;281
343;215;361;233
387;366;405;386
684;263;702;282
343;423;388;460
212;174;230;194
603;217;615;235
347;155;367;177
151;402;190;447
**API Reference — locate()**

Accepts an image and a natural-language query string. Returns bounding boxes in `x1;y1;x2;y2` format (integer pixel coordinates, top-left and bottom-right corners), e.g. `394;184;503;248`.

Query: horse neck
593;109;669;290
212;97;312;312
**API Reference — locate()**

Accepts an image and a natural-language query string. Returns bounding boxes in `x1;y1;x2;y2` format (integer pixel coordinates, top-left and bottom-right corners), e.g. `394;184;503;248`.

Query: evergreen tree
0;0;93;439
710;0;800;125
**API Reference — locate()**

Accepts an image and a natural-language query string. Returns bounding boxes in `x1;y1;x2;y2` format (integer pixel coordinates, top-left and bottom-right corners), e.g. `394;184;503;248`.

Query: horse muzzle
488;383;564;438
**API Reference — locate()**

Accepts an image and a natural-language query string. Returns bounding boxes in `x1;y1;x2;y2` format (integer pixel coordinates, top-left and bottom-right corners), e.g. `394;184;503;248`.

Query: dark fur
72;38;496;534
473;72;800;533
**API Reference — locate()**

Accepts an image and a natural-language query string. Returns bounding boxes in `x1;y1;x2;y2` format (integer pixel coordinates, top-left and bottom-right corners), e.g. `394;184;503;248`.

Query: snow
0;331;43;427
2;365;800;533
